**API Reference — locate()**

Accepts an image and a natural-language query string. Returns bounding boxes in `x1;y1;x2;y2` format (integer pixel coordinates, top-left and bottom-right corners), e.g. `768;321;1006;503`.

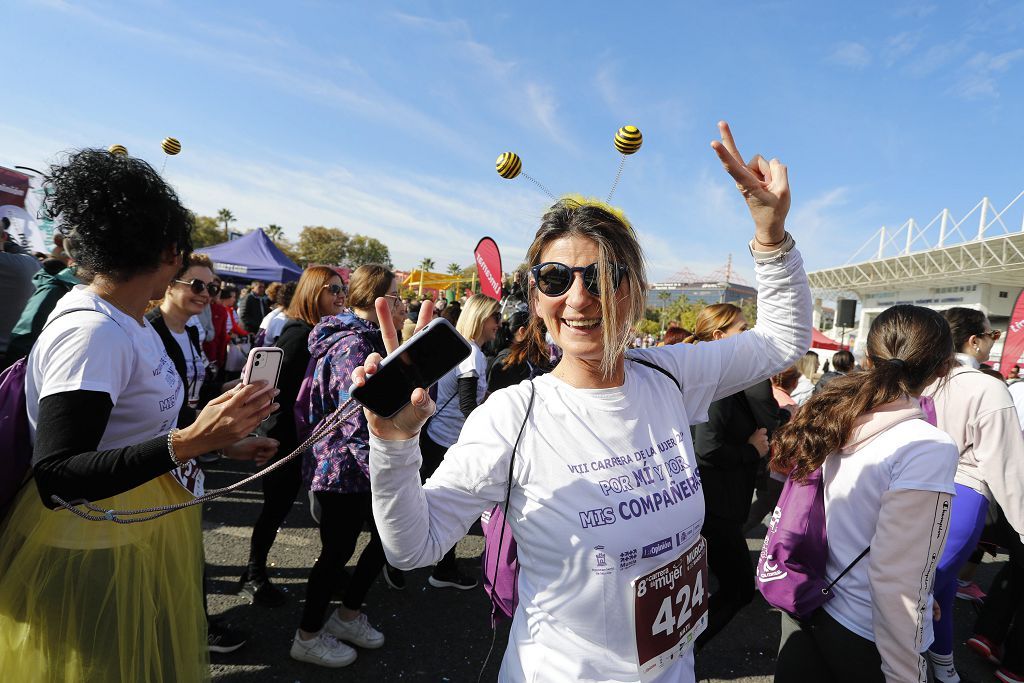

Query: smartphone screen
351;318;472;418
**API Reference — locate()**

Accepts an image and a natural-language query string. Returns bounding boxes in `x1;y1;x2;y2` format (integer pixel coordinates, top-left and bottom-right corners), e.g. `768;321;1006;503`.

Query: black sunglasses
322;283;346;296
175;278;220;296
530;262;628;298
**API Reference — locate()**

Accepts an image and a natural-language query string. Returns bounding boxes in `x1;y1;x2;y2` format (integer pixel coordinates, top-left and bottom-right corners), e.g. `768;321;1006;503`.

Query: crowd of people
0;121;1022;683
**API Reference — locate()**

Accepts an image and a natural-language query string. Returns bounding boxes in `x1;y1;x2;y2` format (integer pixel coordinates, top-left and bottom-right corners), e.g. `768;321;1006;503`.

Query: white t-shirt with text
370;247;813;682
26;287;183;449
822;419;958;646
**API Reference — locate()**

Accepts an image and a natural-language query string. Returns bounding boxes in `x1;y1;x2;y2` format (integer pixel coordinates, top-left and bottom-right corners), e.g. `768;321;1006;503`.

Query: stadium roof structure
808;191;1024;297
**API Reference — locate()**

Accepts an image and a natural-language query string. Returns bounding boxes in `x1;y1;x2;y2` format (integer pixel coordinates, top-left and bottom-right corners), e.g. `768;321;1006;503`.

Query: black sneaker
208;619;247;654
238;572;288;607
382;564;406;590
428;568;478;591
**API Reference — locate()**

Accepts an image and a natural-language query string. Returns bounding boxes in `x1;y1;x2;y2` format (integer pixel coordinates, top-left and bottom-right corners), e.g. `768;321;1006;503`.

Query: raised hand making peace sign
352;297;436;441
710;120;791;248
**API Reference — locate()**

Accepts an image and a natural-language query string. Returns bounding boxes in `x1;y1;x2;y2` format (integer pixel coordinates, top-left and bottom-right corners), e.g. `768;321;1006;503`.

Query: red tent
811;328;849;351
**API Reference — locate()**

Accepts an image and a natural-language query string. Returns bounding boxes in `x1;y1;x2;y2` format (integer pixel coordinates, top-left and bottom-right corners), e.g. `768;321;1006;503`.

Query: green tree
446;262;462;275
418;257;436;272
345;234;392;268
190;213;224;248
296;226;349;266
216;208;236;239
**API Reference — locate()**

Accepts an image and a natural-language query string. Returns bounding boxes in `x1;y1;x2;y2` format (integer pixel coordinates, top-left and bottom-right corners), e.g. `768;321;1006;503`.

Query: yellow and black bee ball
495;151;522;179
614;125;643;155
108;144;128;156
161;137;182;155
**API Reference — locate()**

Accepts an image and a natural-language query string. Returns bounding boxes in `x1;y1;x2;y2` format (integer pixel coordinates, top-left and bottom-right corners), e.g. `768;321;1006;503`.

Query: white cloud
828;42;872;69
950;48;1024;100
0;120;540;273
392;11;575;150
31;0;468;155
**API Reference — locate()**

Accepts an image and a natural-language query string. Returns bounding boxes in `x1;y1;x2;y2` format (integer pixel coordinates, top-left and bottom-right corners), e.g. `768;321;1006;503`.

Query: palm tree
264;224;284;241
217;208;237;239
418;257;436;272
446;262;461;275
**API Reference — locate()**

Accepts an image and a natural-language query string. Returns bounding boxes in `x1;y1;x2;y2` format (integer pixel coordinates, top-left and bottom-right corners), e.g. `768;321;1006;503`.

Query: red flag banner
1002;289;1024;377
474;236;503;301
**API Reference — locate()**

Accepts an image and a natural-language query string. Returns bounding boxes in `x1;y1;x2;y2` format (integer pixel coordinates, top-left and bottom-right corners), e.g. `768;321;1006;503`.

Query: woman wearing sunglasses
147;253;220;412
922;307;1024;683
239;265;346;606
356;122;811;683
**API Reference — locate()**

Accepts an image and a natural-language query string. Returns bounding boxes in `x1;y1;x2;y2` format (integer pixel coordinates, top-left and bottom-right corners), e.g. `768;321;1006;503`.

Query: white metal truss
808;191;1024;296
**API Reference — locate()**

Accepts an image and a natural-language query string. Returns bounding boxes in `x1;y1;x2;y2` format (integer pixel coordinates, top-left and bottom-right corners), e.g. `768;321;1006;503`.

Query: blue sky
4;0;1024;283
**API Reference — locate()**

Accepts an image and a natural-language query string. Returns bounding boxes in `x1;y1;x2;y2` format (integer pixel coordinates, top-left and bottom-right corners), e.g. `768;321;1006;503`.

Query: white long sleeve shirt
370;247;812;683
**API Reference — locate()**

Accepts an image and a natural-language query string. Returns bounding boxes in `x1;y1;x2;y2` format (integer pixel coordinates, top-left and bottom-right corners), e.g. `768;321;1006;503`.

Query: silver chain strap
51;397;363;524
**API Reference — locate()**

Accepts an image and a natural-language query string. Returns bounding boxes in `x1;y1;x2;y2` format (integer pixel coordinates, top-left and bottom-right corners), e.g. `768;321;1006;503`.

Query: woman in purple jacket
289;264;408;669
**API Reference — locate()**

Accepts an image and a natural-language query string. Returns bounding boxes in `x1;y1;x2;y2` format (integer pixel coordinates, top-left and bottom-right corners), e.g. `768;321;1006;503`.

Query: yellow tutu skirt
0;474;208;682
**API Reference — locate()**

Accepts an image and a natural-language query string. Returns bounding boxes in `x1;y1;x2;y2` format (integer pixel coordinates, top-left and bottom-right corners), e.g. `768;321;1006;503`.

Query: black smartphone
351;317;473;418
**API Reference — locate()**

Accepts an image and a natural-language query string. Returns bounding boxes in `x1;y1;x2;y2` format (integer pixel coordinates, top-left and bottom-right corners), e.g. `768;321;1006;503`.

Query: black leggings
695;513;755;649
975;509;1024;672
299;491;386;633
776;609;885;683
419;430;458;574
247;452;303;573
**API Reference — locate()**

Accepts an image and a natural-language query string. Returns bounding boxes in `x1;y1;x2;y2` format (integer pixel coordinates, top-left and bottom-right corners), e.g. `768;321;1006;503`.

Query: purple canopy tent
197;229;301;283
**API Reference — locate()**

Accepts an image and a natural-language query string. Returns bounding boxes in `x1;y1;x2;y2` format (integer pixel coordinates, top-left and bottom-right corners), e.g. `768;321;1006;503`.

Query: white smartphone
240;346;284;391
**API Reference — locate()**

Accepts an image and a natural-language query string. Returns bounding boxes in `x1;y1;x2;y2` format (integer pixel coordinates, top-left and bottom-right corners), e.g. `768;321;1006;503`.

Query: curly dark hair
41;149;193;280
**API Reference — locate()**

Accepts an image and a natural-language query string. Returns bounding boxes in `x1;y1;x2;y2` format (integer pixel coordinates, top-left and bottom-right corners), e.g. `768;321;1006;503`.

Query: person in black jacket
239;265;348;606
685;303;787;650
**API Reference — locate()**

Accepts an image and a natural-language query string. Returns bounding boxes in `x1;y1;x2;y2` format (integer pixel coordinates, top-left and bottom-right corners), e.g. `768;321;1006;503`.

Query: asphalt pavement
202;458;1006;683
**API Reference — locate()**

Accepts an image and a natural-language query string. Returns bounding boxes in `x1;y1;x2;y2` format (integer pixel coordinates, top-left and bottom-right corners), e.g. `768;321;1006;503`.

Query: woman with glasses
356;122;811;682
923;307;1024;683
148;253;220;413
288;264;398;668
240;265;346;606
421;293;500;590
0;149;278;681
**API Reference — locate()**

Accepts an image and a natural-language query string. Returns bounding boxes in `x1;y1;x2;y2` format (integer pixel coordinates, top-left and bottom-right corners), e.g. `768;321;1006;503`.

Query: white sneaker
325;611;385;649
289;630;357;667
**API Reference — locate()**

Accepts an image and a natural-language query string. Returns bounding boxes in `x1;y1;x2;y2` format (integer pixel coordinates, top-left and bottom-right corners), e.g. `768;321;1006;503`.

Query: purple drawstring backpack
0;309;118;521
480;381;534;623
755;467;869;620
0;358;32;520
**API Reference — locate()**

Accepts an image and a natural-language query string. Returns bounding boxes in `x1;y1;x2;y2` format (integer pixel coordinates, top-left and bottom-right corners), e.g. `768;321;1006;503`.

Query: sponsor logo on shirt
641;537;673;559
592;545;613;576
578;507;616;529
675;521;702;547
619;548;638;571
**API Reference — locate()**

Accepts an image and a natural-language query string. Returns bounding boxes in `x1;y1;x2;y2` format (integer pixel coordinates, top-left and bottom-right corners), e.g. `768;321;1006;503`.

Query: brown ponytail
504;311;550;369
771;304;956;481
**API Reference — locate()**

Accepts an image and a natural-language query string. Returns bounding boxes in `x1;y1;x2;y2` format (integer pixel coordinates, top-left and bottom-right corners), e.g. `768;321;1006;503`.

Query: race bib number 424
631;535;709;682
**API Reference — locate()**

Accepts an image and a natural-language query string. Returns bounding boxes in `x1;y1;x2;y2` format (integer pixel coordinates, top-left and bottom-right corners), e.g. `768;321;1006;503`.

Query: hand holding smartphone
351;317;471;418
240;347;284;391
